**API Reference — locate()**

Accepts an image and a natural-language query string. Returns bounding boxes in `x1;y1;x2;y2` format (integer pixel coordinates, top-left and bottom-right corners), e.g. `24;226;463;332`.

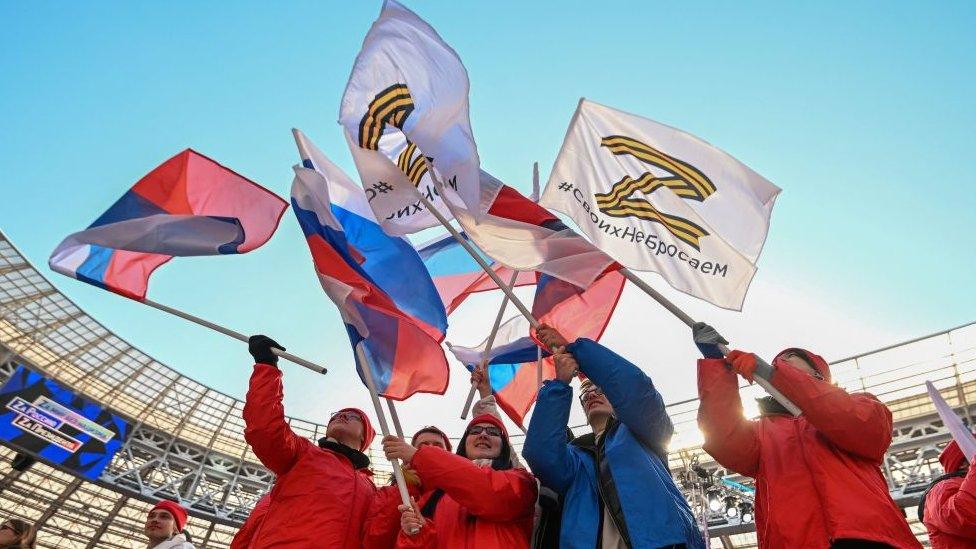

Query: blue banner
0;365;130;480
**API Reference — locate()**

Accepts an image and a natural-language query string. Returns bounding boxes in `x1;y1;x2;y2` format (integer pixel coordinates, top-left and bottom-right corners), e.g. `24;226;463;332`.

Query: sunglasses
578;387;605;405
468;425;502;437
329;411;363;423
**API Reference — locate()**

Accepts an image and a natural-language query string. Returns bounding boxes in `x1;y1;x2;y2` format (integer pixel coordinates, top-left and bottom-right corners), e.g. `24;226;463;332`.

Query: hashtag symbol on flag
372;182;393;194
558;182;574;192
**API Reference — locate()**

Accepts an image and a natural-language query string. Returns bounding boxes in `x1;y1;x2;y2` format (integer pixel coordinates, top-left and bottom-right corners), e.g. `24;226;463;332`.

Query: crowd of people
6;325;974;548
210;325;975;548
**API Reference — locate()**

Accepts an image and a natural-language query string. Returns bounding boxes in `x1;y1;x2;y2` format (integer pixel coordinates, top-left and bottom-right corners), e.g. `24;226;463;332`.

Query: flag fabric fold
448;266;624;427
446;178;617;290
542;99;781;310
448;315;549;428
415;232;535;314
340;0;496;235
49;149;287;300
291;130;449;400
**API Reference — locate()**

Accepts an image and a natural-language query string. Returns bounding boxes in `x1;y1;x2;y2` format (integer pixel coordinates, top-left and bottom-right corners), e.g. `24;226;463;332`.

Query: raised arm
567;338;673;453
409;447;537;521
242;336;308;475
697;358;760;477
524;379;582;493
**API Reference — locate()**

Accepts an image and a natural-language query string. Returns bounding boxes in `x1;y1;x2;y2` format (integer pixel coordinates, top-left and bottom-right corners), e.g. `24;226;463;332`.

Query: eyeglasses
468;425;502;437
578;387;605;405
329;411;363;423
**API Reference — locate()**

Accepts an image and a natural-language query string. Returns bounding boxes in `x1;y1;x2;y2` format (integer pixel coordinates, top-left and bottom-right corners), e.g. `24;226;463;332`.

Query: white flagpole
618;268;800;416
142;298;327;375
386;398;405;439
460;269;521;419
536;346;543;391
355;343;411;508
419;162;540;330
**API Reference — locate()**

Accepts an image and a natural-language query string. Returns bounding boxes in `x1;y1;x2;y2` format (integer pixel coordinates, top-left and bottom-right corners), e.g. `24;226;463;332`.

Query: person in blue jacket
524;325;704;549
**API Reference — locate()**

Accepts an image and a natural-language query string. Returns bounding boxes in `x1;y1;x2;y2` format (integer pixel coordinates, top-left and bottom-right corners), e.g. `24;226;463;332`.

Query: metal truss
1;227;974;547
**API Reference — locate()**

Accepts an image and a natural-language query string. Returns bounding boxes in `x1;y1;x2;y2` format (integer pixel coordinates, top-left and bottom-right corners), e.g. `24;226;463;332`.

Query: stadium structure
0;229;972;547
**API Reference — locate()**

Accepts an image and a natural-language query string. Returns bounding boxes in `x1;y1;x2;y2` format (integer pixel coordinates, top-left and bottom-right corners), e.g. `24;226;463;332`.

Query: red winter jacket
230;492;271;549
697;350;920;549
242;363;376;548
394;446;537;549
923;439;976;548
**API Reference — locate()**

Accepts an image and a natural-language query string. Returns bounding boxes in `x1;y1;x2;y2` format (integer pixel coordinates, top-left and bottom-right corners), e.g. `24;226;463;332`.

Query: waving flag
448;178;617;289
340;0;498;235
416;232;535;314
543;99;781;310
291;130;448;400
448;316;548;428
48;149;287;300
448;268;624;427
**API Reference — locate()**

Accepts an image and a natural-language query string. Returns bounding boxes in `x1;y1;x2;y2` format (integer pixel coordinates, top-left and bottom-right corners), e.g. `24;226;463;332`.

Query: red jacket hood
775;348;831;383
940;439;970;473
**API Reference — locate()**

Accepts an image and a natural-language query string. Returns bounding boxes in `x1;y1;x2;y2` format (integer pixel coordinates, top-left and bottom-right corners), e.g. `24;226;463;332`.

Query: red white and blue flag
448;267;624;427
49;149;287;300
415;232;535;315
291;130;449;400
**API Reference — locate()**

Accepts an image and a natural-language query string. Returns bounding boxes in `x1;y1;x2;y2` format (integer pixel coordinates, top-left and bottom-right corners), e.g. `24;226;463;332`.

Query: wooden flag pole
355;343;412;508
142;298;328;375
460;269;521;419
617;268;800;416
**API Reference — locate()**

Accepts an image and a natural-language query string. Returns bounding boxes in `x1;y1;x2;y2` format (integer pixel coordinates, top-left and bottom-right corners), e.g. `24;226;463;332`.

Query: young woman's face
464;423;503;460
145;509;177;540
0;522;18;545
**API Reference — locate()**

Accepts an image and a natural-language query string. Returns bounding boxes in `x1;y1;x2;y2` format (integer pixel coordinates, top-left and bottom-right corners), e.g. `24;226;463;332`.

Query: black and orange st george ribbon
595;135;716;250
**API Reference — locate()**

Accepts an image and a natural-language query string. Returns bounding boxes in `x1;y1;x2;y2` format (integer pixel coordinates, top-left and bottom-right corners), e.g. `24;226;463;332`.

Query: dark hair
0;518;36;549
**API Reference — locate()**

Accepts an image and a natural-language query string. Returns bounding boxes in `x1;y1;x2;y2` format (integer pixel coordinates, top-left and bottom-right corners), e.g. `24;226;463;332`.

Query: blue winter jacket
524;338;704;549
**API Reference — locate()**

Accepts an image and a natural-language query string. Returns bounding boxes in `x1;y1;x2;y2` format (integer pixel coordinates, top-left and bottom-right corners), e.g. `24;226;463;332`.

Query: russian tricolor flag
49;149;288;300
448;315;547;428
291;130;449;400
416;232;535;315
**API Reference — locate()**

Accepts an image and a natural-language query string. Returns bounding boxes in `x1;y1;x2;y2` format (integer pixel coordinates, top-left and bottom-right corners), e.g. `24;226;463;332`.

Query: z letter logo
595;135;716;250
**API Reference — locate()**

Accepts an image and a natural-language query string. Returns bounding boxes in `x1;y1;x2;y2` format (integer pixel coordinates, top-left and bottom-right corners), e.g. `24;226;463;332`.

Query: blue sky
1;1;974;432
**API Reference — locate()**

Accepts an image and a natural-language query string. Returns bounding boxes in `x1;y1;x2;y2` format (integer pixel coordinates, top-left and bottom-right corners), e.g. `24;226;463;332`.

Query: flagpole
418;163;540;330
141;298;328;375
355;343;412;508
386;398;405;438
617;268;800;416
460;269;521;419
536;346;543;391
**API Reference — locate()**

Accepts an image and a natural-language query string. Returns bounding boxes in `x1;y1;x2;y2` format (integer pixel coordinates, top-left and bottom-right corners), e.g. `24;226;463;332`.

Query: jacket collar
318;438;371;469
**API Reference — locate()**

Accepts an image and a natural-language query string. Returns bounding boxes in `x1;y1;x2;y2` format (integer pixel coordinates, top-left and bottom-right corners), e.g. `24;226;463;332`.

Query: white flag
340;0;497;234
926;381;976;463
542;99;781;310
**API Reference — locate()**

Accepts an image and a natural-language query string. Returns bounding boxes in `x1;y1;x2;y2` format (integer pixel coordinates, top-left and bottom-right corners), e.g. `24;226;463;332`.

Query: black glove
692;322;728;359
249;335;285;366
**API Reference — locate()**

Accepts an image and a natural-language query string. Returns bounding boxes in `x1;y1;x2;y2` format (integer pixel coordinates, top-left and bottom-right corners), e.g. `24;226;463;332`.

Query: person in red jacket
920;438;976;547
693;323;920;549
229;492;271;549
382;413;538;548
363;426;452;549
240;335;377;548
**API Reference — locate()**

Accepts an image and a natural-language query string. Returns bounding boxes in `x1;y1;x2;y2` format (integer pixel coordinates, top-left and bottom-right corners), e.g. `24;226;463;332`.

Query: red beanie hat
411;426;452;452
466;414;508;438
331;407;376;452
151;500;188;532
